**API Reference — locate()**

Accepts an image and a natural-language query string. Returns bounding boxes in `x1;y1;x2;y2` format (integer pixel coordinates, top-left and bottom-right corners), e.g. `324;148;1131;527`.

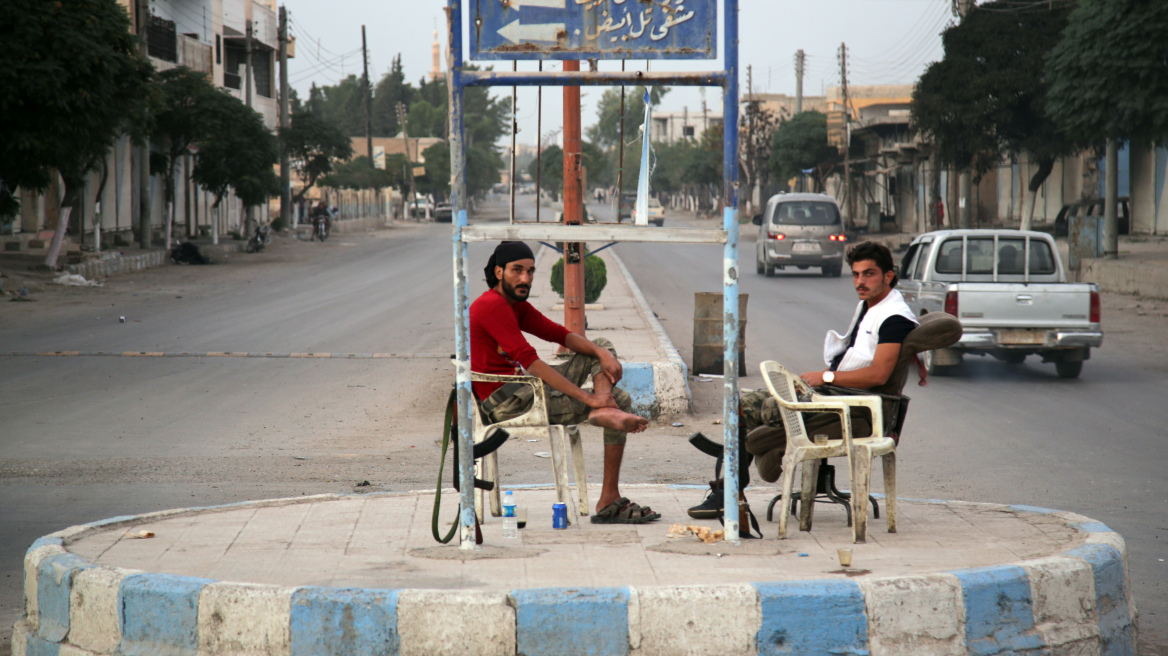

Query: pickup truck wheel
923;350;955;376
756;258;765;274
1055;360;1083;379
765;264;776;278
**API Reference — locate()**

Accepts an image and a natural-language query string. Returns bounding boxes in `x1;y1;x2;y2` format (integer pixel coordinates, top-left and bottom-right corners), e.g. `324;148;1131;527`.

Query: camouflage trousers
482;337;633;445
740;390;873;483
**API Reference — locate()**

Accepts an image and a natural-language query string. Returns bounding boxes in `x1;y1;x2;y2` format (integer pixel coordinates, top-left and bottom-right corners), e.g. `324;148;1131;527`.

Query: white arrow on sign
509;0;565;8
497;19;565;44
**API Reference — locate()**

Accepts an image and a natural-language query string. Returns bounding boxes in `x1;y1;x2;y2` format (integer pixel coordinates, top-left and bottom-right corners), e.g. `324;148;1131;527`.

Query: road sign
470;0;716;60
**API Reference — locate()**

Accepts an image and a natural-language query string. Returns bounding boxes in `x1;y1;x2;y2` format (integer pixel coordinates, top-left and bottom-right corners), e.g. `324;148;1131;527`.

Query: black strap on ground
432;388;461;543
431;387;512;544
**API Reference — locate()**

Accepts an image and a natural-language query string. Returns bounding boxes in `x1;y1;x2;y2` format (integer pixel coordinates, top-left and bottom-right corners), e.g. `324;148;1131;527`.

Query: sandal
590;497;662;524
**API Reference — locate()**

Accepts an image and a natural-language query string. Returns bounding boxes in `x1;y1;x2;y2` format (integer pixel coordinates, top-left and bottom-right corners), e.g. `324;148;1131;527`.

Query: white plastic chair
468;370;588;525
759;361;898;543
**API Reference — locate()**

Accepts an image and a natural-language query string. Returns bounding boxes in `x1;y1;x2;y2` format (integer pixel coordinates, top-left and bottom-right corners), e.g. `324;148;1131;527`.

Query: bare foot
588;407;648;434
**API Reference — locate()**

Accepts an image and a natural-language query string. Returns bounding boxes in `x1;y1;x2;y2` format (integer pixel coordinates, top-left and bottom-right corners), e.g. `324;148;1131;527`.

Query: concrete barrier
1081;257;1168;300
11;497;1137;656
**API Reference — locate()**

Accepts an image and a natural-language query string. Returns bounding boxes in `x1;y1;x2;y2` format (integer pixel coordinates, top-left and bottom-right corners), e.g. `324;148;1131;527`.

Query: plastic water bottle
502;491;518;539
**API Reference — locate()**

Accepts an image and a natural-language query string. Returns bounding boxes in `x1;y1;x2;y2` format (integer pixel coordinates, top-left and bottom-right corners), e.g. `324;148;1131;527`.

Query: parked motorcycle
245;224;272;253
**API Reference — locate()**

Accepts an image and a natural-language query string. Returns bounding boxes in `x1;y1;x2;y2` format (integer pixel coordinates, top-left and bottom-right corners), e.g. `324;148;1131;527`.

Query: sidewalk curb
609;250;691;417
67;250;169;279
12;494;1136;656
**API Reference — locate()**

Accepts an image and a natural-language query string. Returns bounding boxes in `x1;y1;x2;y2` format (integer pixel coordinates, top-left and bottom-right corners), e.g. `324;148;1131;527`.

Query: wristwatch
822;371;835;385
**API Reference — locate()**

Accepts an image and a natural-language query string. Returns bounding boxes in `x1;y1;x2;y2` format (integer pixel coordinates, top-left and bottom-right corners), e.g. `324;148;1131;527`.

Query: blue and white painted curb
13;495;1136;656
610;250;691;418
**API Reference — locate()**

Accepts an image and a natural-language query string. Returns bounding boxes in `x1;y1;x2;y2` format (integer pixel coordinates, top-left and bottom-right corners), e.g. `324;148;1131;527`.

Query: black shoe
687;481;724;519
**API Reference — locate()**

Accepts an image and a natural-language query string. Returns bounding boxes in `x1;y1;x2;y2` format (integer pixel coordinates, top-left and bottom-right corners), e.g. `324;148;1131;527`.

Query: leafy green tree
281;109;353;202
306;75;366;137
911;1;1078;223
579;140;611;189
528;145;564;200
319;156;398;190
1045;0;1168;144
769;111;840;192
587;86;669;150
371;55;414;137
0;0;154;267
419;141;451;197
153;67;226;242
192;92;279;211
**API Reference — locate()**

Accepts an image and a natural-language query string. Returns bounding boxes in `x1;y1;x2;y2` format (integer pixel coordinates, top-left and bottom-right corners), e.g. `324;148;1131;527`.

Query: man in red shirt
471;242;657;524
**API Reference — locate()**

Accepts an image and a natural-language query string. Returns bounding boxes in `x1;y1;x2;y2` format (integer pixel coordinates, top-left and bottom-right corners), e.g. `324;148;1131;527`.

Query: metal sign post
448;0;739;548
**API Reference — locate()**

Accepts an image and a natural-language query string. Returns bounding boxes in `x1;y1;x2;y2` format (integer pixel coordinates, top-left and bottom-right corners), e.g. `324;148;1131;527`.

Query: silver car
752;193;847;277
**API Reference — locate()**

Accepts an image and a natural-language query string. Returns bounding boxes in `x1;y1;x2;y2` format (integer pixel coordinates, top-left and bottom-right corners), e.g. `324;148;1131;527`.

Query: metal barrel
692;292;747;376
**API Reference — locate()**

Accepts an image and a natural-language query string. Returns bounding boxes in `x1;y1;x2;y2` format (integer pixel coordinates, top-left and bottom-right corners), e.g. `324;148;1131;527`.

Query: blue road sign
470;0;716;60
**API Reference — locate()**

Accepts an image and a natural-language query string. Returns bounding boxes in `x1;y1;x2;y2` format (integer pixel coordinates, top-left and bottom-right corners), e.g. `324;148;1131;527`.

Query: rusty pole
562;59;585;342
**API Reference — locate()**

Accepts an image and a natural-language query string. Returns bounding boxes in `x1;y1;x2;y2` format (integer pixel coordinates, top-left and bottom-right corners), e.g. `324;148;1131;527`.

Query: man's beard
501;279;530;302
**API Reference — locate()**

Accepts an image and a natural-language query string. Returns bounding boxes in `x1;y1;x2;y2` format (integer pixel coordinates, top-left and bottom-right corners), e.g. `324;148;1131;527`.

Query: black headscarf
484;241;535;289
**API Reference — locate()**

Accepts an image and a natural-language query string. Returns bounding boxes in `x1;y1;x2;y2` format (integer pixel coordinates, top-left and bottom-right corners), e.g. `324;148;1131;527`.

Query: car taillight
768;232;786;240
1090;290;1100;323
944;291;959;317
828;234;847;242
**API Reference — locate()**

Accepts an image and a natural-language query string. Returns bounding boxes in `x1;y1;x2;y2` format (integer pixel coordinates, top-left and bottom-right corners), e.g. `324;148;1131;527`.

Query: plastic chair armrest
810;393;884;438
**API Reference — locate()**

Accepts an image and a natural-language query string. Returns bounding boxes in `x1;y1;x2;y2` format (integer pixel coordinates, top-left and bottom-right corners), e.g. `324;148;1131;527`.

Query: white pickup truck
896;229;1102;378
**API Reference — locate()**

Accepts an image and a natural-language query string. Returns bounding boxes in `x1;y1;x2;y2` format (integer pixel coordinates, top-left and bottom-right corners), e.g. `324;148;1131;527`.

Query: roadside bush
550;252;607;304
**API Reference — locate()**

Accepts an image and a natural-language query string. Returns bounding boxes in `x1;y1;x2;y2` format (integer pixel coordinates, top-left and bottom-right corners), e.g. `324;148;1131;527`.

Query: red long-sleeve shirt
469;288;570;400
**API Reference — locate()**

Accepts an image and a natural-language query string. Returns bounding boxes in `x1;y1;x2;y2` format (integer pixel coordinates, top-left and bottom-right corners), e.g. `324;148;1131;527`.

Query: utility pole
278;6;291;229
616;59;625;222
509;61;517;224
396;102;417;216
954;0;972;229
361;25;372;162
135;0;151;249
243;19;255;233
795;50;805;114
245;20;253;108
839;42;852;227
562;59;585;343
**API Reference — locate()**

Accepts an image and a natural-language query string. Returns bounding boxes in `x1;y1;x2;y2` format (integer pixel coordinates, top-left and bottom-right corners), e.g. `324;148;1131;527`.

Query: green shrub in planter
550;253;607;304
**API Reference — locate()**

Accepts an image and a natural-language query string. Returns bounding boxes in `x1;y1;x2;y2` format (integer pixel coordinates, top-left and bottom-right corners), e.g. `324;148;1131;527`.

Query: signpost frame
446;0;741;548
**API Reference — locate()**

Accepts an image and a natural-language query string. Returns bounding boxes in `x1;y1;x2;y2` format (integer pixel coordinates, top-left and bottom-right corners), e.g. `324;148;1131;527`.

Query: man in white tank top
688;242;917;519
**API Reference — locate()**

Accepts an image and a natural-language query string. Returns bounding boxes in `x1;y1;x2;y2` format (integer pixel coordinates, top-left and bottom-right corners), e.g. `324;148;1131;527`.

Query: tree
419;141;450;197
1045;0;1168;145
528;145;563;200
587;86;669;150
319;156;398;190
281;109;353;202
0;0;154;267
740;100;782;205
770;111;840;192
192;92;279;215
153;67;225;245
371;55;414;137
911;1;1078;226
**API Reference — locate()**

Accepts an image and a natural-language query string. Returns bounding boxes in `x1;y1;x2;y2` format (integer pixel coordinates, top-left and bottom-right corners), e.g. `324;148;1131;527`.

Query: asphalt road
616;205;1168;652
1;197;1165;653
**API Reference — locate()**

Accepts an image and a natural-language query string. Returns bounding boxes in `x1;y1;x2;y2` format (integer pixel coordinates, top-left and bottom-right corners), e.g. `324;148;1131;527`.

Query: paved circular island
13;485;1137;655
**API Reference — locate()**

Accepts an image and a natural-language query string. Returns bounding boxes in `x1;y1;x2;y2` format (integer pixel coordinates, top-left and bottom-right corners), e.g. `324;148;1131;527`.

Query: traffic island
13;486;1136;655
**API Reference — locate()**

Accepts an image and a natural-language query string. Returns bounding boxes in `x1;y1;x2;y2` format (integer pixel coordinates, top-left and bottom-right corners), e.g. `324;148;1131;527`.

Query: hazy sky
285;0;953;146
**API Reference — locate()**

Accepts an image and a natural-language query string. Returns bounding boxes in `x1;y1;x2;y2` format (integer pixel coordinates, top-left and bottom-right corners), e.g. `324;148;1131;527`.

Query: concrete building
8;0;281;253
648;108;723;145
